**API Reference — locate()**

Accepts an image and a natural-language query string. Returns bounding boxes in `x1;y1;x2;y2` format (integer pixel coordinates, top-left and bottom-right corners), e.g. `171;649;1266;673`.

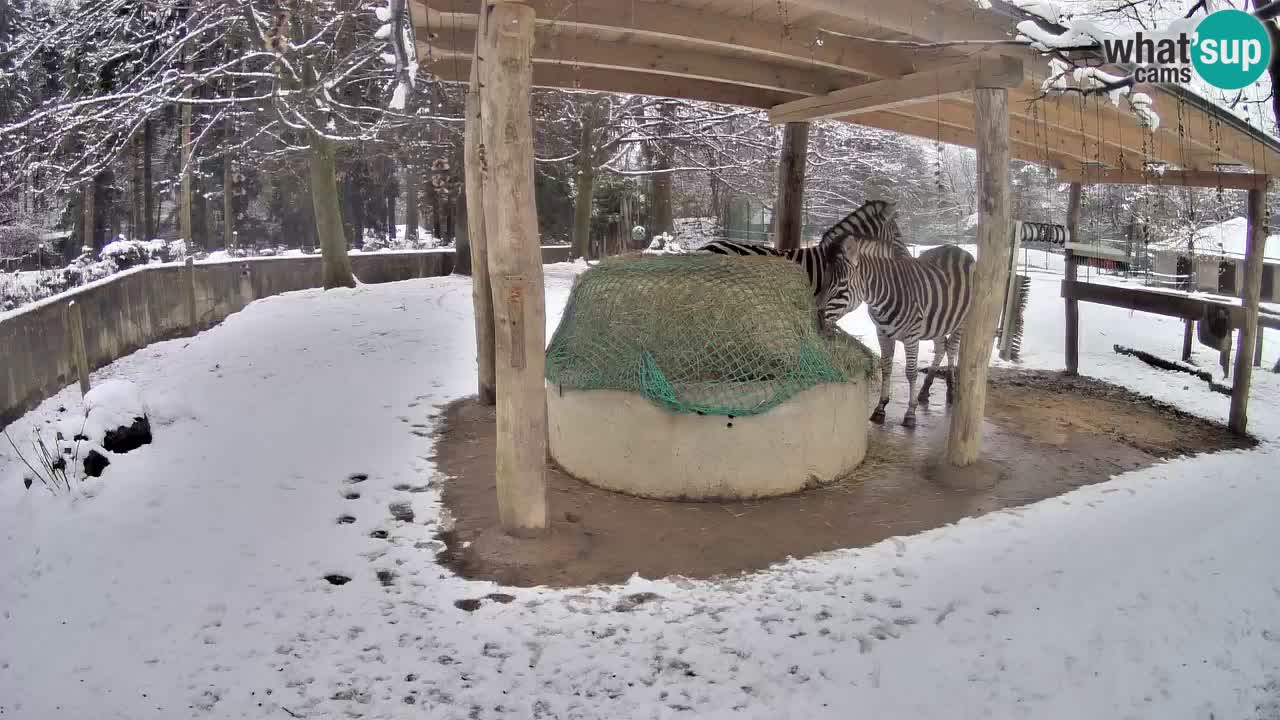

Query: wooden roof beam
1057;168;1271;190
428;27;861;97
850;110;1084;170
426;58;791;110
770;55;1023;124
416;0;918;79
784;0;1012;43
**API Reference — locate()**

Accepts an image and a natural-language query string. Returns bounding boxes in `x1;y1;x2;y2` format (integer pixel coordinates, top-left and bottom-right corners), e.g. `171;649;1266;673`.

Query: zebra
832;201;975;428
697;200;898;332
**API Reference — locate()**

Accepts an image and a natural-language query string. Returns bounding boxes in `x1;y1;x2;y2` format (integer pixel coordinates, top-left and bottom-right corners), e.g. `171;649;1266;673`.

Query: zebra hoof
901;415;916;429
870;410;886;424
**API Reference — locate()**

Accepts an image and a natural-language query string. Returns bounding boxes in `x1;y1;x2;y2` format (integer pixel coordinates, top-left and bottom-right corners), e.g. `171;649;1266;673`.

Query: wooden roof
411;0;1280;177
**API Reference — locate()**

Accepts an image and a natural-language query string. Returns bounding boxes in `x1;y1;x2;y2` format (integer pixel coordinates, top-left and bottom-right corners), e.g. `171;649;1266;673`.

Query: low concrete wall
1;245;572;428
547;382;869;501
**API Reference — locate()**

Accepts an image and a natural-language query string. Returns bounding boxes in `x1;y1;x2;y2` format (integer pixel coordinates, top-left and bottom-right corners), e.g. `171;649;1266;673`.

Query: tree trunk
179;47;196;248
201;177;215;251
81;179;95;254
131;129;144;240
650;165;672;240
403;161;419;244
308;129;355;289
222;64;236;252
223;155;235;251
945;88;1011;467
143;119;155;243
445;197;456;244
773;121;809;251
432;191;444;241
454;189;471;275
387;180;398;241
465;15;495;403
571;96;601;260
479;1;546;533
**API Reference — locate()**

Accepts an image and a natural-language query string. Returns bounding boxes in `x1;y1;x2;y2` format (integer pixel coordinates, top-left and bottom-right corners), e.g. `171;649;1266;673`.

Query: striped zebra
698;200;898;332
836;202;975;428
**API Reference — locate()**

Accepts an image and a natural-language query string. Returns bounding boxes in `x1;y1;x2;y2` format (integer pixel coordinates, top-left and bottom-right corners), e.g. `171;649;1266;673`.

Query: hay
545;253;875;417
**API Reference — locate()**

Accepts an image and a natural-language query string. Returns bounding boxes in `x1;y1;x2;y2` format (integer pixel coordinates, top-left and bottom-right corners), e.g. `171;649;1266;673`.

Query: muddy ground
432;369;1253;588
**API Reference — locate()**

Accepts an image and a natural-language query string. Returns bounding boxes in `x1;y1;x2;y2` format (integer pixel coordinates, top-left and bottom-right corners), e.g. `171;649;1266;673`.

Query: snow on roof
1190;217;1280;261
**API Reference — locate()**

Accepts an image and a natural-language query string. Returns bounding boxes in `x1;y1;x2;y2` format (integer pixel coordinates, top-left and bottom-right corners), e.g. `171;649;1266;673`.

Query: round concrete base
546;382;868;501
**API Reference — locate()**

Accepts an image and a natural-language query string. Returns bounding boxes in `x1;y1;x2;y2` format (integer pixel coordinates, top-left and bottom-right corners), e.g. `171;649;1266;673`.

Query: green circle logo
1192;9;1272;90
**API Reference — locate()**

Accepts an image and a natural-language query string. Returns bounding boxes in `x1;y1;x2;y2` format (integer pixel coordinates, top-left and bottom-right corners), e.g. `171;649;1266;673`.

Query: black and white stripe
821;199;904;249
839;205;975;427
699;238;852;330
696;200;907;330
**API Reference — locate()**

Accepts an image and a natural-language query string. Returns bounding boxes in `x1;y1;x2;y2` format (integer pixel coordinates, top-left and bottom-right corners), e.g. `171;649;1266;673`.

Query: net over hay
546;254;875;417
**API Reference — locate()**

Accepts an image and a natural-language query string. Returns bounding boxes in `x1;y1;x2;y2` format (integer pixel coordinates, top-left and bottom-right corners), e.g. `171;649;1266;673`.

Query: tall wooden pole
479;1;547;533
464;8;496;405
1229;186;1268;434
773;121;809;251
945;88;1011;467
1064;181;1082;374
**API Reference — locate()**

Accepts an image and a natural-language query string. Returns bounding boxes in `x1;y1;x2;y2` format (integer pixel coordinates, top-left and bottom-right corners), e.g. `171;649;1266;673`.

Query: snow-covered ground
2;256;1279;719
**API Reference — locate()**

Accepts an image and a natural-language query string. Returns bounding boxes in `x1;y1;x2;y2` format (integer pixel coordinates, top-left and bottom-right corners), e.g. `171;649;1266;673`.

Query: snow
80;379;147;445
1178;217;1280;261
2;260;1280;718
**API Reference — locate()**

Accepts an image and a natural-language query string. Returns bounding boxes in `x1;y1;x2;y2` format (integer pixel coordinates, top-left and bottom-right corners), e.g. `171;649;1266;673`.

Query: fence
1;246;571;428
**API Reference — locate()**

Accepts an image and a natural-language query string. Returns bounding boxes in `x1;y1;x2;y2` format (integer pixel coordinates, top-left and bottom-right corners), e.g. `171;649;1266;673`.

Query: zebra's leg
902;339;920;428
870;331;895;425
916;340;947;405
944;333;961;405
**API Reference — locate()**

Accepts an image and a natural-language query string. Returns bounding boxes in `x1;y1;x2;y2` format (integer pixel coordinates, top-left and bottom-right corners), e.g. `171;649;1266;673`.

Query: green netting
545;253;876;417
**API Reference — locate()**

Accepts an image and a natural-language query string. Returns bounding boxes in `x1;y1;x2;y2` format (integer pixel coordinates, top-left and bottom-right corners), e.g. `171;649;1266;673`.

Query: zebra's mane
820;200;911;259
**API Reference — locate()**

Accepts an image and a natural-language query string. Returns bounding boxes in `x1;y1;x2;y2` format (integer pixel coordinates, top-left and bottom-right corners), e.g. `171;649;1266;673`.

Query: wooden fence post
773;121;809;251
185;257;198;334
1255;330;1264;367
1229;186;1267;434
67;300;91;396
945;87;1011;467
479;1;547;533
1064;182;1082;374
465;6;496;405
1181;320;1194;362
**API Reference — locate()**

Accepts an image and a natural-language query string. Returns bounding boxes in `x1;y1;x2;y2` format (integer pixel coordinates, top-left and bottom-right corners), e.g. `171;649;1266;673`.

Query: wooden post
945;87;1011;467
479;1;547;533
67;301;90;396
185;257;198;333
1182;320;1194;362
1229;186;1268;434
1063;182;1082;374
465;8;496;405
1255;329;1264;367
773;121;809;251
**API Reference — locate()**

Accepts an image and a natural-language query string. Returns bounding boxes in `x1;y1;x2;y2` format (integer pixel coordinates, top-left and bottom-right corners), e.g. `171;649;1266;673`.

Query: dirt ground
431;369;1254;588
